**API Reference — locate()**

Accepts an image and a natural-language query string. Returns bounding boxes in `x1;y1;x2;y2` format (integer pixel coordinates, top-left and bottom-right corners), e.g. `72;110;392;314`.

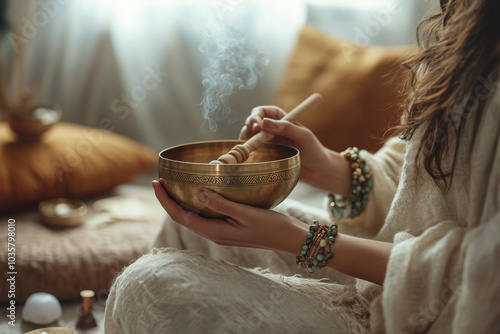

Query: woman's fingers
239;124;251;140
152;181;197;225
152;181;235;240
153;181;263;246
153;181;249;226
254;106;287;119
196;188;253;220
240;106;287;140
262;118;315;147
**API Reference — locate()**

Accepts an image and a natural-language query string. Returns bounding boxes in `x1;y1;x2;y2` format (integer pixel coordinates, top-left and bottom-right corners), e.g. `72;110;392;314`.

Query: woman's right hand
239;106;352;196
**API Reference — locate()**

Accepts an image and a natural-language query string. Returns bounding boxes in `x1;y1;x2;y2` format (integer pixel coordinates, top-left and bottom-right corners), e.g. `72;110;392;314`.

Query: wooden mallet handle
216;93;323;164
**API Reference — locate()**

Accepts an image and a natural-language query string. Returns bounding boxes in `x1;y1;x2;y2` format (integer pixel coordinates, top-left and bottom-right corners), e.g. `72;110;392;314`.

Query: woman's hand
153;180;392;285
152;180;307;254
239;106;352;196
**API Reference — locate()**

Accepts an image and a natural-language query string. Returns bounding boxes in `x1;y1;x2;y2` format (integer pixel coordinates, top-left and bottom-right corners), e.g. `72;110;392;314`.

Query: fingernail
252;122;259;132
197;189;208;202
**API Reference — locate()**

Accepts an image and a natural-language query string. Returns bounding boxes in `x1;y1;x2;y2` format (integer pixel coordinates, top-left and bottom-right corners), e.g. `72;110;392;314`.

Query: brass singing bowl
158;141;301;218
8;104;62;142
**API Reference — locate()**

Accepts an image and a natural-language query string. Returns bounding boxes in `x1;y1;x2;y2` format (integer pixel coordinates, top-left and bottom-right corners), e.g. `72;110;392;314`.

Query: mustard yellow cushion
0;122;156;213
274;25;413;153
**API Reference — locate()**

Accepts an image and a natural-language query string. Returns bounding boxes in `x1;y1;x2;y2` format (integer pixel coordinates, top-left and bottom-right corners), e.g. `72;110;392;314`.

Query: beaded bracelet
328;147;372;219
296;220;338;274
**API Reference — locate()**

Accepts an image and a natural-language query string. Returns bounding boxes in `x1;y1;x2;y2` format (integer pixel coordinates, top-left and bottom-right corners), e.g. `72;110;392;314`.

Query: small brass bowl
158;141;301;218
38;198;88;227
8;104;62;142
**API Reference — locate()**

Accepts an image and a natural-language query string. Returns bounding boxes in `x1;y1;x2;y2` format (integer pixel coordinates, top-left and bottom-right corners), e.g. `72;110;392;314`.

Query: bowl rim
38;198;88;218
158;140;300;166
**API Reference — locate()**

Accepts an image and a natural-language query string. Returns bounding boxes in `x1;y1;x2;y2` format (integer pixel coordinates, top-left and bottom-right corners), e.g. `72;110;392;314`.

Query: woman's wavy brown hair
398;0;500;190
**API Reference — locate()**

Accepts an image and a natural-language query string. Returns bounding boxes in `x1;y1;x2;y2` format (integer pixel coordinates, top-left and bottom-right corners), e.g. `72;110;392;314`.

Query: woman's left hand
152;180;307;254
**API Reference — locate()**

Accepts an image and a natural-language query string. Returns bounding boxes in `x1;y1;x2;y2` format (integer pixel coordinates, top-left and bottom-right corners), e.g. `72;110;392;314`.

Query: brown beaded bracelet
296;220;338;274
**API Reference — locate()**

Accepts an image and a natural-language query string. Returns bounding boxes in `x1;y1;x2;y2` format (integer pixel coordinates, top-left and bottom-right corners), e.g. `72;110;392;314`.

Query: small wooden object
214;93;323;164
75;290;98;330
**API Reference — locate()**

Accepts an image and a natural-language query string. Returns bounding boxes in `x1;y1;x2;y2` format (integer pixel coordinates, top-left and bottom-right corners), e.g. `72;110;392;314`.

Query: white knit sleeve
326;137;406;238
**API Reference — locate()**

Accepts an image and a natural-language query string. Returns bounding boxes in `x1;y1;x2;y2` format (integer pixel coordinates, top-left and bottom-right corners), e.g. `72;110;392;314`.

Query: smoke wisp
199;3;269;131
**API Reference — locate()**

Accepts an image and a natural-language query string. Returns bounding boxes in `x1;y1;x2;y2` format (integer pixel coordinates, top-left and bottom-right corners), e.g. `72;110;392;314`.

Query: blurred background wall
0;0;439;151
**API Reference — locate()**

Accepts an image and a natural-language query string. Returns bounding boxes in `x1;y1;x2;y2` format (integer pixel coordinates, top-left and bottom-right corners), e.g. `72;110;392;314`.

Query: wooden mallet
210;93;323;164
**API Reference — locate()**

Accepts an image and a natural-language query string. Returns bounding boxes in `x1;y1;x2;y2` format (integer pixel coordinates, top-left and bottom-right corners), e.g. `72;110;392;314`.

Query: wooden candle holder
216;93;323;164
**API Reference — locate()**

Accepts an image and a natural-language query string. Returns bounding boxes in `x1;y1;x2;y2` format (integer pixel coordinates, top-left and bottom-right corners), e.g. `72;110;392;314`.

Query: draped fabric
1;0;435;152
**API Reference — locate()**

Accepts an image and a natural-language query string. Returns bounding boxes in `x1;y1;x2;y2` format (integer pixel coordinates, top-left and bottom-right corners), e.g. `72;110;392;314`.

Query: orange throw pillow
0;122;156;213
274;25;413;153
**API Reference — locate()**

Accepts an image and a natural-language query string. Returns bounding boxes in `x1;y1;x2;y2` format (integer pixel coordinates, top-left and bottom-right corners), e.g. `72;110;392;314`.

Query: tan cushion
0;185;164;303
0;122;156;213
274;25;413;153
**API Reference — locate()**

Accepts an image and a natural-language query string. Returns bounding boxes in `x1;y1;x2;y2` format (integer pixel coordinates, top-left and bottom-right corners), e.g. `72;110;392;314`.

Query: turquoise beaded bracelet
328;147;372;219
296;220;338;274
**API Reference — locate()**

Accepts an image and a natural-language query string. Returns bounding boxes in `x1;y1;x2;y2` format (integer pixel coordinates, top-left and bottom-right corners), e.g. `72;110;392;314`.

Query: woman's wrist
310;150;352;197
291;220;393;285
327;147;373;219
328;233;392;285
272;218;309;255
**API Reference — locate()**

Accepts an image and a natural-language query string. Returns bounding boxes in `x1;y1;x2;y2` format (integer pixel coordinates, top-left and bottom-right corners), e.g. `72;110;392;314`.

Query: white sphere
22;292;62;325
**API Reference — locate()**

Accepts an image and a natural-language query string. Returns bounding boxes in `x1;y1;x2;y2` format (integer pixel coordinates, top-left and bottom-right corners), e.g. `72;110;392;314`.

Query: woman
104;0;500;333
